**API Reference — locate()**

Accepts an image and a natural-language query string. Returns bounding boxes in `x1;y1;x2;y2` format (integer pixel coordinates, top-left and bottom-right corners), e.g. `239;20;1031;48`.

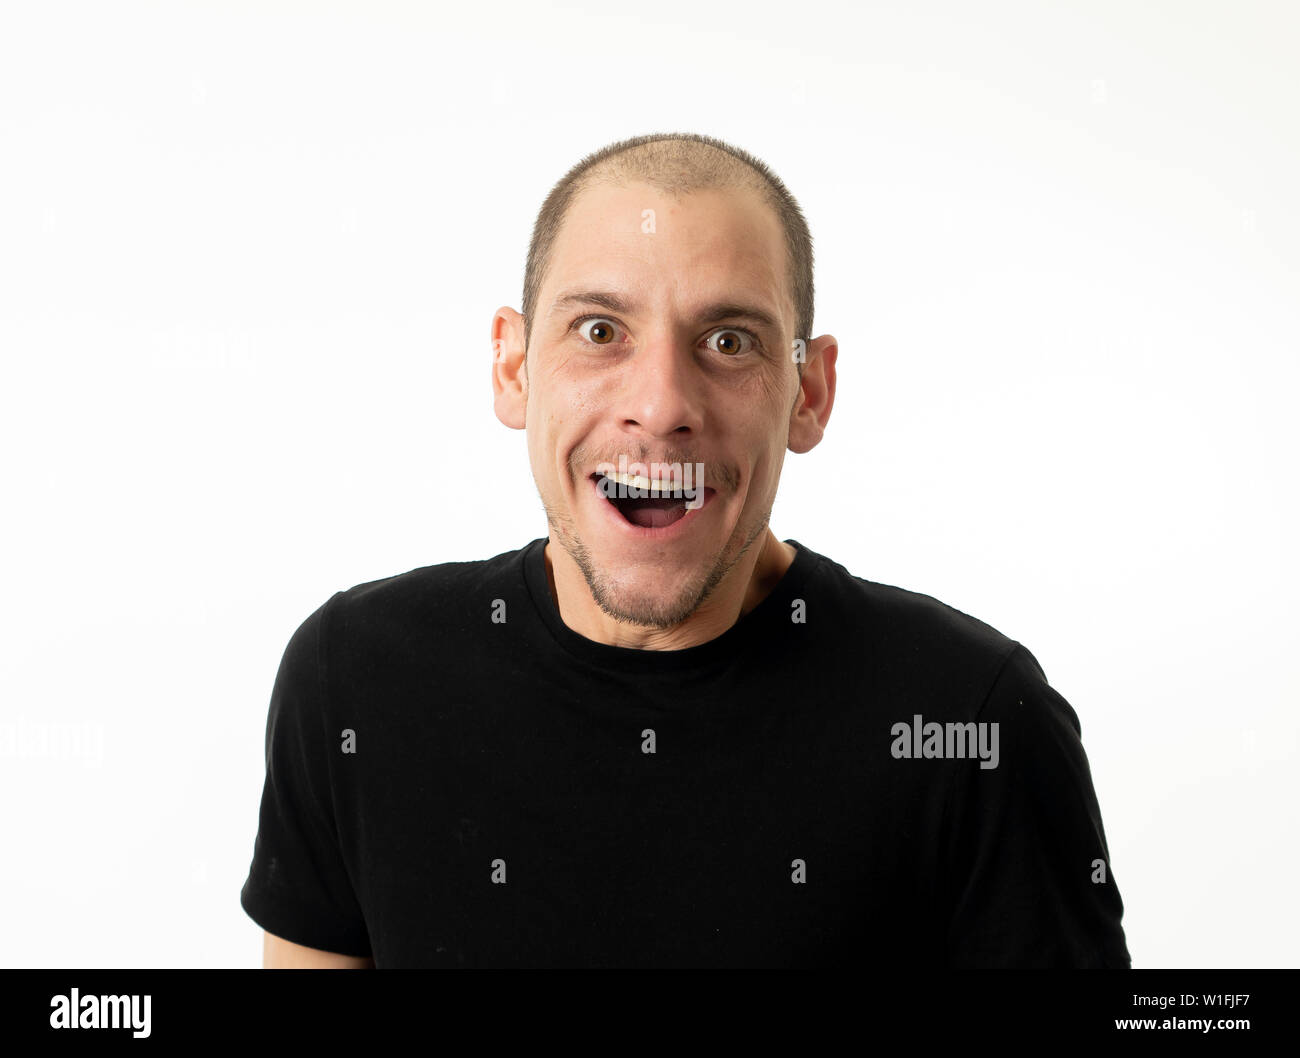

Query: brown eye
708;329;752;356
579;318;617;345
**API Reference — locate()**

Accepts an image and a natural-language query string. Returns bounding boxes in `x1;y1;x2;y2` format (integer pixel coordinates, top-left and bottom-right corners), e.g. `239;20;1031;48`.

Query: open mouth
589;471;714;530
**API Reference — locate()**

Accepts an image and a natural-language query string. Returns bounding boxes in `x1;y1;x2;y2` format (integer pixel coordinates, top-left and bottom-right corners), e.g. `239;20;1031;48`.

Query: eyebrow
547;290;782;332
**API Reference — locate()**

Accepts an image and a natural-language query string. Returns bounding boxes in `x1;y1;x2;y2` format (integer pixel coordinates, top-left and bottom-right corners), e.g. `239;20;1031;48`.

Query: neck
542;529;797;651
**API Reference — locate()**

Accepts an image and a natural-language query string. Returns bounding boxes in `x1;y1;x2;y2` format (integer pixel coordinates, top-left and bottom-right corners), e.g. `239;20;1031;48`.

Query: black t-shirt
239;537;1131;967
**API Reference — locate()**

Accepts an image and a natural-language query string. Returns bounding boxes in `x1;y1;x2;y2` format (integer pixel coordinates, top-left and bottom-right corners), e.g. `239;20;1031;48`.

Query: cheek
733;398;787;451
549;379;611;440
745;430;790;491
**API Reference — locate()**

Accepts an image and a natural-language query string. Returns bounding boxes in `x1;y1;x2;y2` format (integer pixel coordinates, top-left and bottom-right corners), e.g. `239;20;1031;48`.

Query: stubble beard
540;487;771;631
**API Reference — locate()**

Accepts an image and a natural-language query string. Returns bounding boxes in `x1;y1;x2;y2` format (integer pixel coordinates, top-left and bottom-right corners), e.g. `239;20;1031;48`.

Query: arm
241;596;374;968
942;642;1131;967
263;929;374;969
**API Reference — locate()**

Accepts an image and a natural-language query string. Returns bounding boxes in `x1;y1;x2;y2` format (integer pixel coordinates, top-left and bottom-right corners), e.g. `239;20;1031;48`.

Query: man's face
521;181;801;629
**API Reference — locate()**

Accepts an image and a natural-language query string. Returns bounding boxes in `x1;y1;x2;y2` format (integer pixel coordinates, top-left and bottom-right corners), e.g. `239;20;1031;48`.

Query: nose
614;330;706;441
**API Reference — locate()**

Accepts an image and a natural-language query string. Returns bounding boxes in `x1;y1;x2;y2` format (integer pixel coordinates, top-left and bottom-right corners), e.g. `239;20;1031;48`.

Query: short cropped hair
521;132;815;358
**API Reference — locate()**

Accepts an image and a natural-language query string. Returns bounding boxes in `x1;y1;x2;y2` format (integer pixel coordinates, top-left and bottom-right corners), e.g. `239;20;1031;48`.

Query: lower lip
588;476;717;540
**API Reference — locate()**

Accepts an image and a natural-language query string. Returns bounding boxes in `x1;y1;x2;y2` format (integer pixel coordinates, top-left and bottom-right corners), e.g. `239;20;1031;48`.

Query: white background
1;0;1296;968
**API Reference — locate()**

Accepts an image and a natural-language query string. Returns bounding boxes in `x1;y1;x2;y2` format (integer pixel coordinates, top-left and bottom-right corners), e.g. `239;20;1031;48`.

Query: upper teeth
600;470;690;494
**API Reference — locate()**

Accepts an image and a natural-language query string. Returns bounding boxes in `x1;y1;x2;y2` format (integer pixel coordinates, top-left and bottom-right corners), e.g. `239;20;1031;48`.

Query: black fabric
240;537;1131;967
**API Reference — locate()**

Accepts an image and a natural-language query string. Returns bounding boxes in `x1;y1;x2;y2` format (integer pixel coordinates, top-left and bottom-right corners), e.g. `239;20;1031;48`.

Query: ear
492;307;528;430
787;334;837;454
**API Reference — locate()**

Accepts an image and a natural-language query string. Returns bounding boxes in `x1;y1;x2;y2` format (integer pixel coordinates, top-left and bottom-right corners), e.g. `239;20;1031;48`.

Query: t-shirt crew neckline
521;535;822;678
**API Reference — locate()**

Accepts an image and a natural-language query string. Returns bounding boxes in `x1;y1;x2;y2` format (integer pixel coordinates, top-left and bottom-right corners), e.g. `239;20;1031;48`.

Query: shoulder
270;544;535;683
323;542;530;635
806;549;1020;701
811;550;1015;653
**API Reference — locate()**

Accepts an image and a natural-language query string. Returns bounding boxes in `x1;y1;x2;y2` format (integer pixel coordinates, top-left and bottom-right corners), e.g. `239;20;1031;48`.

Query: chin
587;568;710;628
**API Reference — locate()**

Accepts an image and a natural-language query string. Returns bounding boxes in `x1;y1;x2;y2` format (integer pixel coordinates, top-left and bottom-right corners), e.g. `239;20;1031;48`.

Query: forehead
544;180;790;322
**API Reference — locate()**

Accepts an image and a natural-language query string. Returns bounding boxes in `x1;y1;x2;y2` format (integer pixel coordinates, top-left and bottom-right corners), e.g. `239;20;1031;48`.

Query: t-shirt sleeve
239;593;371;958
940;641;1131;968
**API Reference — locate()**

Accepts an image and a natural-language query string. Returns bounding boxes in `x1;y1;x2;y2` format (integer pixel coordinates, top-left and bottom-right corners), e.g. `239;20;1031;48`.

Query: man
240;132;1131;968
